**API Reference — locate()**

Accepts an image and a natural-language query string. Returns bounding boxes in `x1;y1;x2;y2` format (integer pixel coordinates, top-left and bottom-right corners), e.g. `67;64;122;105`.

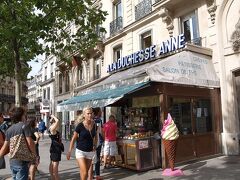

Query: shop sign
107;34;185;73
40;99;50;113
132;96;160;108
139;140;149;149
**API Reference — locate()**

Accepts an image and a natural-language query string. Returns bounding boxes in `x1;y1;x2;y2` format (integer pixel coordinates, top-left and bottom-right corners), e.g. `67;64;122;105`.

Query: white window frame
181;11;199;42
140;30;152;49
113;45;122;62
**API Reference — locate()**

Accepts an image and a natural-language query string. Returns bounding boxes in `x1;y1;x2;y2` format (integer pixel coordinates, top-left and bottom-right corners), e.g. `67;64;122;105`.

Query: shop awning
146;51;220;88
57;81;150;112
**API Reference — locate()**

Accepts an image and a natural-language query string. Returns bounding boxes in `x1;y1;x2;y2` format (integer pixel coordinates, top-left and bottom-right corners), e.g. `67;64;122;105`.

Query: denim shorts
10;160;29;180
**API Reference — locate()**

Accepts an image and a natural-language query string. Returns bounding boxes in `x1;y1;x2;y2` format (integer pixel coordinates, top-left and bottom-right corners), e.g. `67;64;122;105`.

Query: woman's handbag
9;126;36;162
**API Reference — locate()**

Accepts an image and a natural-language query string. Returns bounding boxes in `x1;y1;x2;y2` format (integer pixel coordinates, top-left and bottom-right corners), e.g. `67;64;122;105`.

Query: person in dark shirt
0;107;35;180
27;118;40;180
48;114;62;180
92;107;104;180
67;107;97;180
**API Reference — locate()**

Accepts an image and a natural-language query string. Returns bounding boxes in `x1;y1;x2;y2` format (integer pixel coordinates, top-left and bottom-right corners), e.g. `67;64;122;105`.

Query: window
47;87;50;100
169;97;213;135
78;66;84;86
141;30;152;49
169;98;192;135
193;99;212;133
65;73;70;92
113;45;122;62
59;74;63;94
43;89;46;99
44;66;47;81
114;0;122;19
50;63;54;78
94;58;101;80
181;11;200;45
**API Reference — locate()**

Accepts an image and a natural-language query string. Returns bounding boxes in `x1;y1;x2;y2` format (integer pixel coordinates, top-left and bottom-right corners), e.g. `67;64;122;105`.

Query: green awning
57;81;149;111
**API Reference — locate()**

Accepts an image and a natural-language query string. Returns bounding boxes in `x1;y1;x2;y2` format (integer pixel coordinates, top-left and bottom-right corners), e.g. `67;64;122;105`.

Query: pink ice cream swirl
161;113;179;140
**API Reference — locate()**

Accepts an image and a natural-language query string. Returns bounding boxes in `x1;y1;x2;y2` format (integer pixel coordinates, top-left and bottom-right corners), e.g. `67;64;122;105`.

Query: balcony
0;94;28;104
110;16;123;36
135;0;152;21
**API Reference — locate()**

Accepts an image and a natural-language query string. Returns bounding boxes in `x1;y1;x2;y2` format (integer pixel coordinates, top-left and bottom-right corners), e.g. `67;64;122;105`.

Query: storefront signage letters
107;34;185;73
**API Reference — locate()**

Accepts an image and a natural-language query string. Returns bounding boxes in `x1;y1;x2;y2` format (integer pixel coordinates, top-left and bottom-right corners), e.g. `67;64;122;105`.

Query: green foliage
0;0;107;80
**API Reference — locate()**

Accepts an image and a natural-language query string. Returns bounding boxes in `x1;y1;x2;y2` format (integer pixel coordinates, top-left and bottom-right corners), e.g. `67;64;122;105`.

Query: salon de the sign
107;34;186;73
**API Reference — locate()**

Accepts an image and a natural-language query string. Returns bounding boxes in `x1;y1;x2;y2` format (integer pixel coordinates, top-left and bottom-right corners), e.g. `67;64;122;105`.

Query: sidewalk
1;138;240;180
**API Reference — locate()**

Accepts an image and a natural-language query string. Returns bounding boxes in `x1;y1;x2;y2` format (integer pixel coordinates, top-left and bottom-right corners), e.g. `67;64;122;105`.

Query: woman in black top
49;115;61;180
28;118;40;180
67;107;97;180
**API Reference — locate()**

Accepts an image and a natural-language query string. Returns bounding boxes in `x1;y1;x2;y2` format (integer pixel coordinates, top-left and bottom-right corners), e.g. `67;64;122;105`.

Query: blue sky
27;55;44;78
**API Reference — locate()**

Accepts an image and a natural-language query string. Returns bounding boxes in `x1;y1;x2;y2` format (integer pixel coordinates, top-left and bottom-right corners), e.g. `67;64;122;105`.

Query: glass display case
115;106;161;171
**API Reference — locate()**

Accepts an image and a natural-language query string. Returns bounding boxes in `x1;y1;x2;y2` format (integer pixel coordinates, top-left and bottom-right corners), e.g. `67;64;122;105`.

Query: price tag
139;140;149;149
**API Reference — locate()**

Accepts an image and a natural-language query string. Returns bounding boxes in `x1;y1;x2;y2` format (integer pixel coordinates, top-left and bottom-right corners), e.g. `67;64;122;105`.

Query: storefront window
193;99;212;133
169;98;192;135
169;97;212;135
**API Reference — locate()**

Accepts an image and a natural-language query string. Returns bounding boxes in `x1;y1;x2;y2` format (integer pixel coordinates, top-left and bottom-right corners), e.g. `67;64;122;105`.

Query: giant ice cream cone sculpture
161;113;179;171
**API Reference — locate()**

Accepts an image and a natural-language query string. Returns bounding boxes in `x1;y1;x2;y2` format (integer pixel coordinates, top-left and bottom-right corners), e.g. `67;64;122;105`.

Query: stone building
54;0;240;167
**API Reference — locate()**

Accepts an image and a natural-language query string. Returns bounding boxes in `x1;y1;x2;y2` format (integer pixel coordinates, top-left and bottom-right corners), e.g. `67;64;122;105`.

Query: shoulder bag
9;125;36;162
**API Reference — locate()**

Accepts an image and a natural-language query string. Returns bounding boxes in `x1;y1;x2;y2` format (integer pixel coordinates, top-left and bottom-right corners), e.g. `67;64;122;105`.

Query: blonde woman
49;115;62;180
67;107;97;180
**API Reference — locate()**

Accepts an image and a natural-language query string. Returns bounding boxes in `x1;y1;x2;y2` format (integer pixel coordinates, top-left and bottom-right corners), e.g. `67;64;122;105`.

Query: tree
0;0;107;107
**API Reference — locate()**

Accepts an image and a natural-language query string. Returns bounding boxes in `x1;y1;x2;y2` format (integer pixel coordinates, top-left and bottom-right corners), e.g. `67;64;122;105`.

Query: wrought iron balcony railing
110;16;123;36
135;0;152;21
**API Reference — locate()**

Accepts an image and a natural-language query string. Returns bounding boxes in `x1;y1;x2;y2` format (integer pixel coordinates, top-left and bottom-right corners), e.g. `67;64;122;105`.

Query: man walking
93;108;104;180
103;115;117;169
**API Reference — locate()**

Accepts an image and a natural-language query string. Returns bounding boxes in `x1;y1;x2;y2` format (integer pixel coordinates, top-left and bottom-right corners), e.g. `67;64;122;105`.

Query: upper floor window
94;58;101;80
181;11;200;45
44;66;47;81
43;89;46;99
50;62;54;78
59;73;63;94
141;30;152;49
47;87;50;100
113;45;122;62
114;0;122;19
65;73;70;92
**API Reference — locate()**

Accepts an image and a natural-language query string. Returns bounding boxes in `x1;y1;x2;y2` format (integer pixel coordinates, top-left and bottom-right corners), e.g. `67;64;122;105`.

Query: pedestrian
92;107;104;180
38;118;46;139
0;107;36;179
0;112;9;133
0;112;6;169
66;107;97;180
103;115;118;169
48;114;63;180
27;118;40;180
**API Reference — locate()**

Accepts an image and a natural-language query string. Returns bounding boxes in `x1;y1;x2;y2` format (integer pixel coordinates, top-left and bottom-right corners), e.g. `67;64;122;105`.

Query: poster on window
139;140;149;149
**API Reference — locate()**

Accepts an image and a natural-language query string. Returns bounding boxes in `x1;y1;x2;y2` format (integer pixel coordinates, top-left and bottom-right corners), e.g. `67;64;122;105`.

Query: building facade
26;70;42;121
0;76;28;113
39;55;57;127
54;0;240;167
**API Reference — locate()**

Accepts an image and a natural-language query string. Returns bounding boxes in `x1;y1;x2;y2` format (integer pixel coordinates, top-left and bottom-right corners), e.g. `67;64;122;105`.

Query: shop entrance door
168;97;215;162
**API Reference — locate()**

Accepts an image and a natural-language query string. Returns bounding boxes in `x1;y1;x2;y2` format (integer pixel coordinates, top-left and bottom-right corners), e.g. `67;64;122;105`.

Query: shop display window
169;97;213;135
169;98;192;135
193;99;212;133
119;107;159;139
